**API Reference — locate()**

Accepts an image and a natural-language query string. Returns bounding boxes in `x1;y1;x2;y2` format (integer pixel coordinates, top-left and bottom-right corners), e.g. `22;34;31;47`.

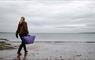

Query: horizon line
0;32;95;34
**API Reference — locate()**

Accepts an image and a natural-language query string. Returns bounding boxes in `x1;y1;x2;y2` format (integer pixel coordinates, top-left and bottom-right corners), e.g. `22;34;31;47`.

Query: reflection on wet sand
16;53;27;60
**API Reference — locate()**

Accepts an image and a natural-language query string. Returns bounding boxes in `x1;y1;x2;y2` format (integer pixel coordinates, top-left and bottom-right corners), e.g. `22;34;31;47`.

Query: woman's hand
16;34;18;38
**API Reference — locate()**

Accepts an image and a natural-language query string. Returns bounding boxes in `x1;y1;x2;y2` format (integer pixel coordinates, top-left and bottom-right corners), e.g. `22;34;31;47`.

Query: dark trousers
17;34;27;53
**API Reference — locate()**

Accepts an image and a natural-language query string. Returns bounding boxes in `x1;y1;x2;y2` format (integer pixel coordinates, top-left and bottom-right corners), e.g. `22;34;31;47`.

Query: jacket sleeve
16;23;20;36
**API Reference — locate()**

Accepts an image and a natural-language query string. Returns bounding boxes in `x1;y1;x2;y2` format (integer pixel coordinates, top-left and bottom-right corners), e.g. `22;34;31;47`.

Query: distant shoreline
1;38;95;43
8;40;95;43
0;32;95;34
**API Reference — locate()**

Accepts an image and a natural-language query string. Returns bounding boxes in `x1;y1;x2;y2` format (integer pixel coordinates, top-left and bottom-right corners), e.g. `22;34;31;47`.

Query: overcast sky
0;0;95;33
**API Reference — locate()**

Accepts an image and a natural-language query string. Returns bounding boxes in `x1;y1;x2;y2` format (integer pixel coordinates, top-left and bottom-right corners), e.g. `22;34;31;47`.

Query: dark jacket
16;21;29;36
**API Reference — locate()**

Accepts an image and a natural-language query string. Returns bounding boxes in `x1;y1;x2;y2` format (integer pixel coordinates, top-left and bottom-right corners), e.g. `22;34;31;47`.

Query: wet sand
0;42;95;60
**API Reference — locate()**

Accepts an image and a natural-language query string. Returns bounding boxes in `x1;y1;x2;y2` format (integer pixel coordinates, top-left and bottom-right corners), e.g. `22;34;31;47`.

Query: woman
16;16;29;55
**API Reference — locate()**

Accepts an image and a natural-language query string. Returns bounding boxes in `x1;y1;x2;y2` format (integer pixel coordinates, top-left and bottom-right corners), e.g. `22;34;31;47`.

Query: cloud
0;0;95;33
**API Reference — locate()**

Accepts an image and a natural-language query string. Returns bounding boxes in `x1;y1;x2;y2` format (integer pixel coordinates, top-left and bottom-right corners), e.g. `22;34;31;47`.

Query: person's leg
19;34;28;54
22;41;27;52
17;35;23;55
17;42;23;55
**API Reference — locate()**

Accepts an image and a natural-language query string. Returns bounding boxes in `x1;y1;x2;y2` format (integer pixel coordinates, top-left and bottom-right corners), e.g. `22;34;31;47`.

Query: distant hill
79;32;95;34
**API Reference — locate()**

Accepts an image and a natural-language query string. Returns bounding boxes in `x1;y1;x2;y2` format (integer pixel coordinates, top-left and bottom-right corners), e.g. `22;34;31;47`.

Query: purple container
22;35;35;44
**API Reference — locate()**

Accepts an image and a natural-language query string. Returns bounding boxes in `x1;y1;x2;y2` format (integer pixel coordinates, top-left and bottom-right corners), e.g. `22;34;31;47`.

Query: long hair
19;17;25;24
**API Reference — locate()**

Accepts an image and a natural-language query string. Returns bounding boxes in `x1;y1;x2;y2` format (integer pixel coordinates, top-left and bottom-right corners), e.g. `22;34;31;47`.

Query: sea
0;32;95;43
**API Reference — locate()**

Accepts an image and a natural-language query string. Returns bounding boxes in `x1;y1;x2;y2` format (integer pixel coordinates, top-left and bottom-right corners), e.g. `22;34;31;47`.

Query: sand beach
0;41;95;60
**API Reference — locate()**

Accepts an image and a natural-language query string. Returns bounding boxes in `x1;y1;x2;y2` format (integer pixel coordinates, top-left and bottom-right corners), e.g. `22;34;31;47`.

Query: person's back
18;21;28;35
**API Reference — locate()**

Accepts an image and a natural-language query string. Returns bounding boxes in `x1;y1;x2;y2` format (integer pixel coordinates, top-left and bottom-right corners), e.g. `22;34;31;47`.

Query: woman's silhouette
16;16;29;55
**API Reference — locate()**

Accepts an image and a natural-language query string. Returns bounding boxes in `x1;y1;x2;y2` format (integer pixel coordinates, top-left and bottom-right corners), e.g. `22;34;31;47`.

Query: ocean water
0;32;95;42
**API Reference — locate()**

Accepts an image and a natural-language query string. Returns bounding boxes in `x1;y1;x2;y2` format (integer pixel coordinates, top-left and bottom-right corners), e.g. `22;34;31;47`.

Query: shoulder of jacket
22;21;27;25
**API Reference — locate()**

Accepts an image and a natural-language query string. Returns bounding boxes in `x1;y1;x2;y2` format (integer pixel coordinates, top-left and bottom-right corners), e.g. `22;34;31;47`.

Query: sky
0;0;95;33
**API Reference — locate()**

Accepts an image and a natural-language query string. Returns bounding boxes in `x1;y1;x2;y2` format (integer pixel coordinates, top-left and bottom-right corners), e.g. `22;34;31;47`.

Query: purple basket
22;35;35;44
